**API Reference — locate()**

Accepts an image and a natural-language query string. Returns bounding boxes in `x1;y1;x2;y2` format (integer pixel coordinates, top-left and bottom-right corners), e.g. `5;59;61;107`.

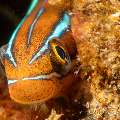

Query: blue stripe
8;80;17;85
27;7;45;45
26;0;38;15
8;72;60;85
5;0;38;67
29;12;70;64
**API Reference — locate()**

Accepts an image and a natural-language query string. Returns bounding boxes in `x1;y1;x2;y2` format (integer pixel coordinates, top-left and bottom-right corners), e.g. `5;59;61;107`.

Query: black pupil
55;46;66;59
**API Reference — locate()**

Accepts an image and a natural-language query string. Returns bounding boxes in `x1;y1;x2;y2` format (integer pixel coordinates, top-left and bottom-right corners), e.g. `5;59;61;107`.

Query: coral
72;0;120;119
45;109;63;120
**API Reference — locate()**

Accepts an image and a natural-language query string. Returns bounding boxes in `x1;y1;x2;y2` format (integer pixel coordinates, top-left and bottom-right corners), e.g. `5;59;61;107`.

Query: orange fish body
3;0;77;104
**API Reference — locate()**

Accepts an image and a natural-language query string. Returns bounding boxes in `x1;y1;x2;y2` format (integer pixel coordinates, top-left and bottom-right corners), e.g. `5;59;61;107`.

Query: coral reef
72;0;120;119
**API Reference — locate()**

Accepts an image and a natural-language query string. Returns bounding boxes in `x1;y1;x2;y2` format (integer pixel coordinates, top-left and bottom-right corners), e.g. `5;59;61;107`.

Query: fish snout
8;78;62;104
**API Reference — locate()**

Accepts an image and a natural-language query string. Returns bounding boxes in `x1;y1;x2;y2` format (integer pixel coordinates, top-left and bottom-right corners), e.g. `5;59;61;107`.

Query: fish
2;0;77;104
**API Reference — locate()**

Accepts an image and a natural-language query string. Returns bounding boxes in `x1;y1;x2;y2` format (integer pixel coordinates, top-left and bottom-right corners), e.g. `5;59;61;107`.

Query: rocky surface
72;0;120;119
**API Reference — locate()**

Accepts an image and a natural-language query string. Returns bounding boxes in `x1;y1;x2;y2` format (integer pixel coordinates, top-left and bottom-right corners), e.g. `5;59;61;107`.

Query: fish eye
49;39;71;75
55;46;66;60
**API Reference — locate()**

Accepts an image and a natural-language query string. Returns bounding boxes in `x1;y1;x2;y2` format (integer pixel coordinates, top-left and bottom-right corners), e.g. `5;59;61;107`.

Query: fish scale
3;0;77;104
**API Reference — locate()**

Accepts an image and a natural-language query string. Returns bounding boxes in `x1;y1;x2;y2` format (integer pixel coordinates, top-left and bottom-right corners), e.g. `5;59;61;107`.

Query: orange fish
2;0;77;104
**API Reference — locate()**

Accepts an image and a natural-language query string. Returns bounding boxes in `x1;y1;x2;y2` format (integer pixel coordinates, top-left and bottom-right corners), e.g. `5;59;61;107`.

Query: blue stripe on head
5;0;38;67
29;12;71;64
47;13;70;41
27;0;48;46
26;0;38;15
8;80;17;85
27;7;45;46
8;72;60;85
6;18;24;67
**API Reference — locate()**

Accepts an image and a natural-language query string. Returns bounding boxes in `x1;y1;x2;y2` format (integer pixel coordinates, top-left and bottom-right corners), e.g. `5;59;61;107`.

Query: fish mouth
7;72;61;85
7;72;62;104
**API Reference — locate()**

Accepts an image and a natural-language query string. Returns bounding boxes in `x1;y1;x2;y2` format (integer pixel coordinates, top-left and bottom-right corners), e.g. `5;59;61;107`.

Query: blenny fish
2;0;77;104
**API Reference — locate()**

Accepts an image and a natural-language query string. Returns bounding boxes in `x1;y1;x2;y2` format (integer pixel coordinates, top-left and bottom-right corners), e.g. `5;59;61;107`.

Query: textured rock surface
72;0;120;119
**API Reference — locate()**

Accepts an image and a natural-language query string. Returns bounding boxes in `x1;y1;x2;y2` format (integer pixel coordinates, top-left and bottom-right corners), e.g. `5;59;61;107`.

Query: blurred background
0;0;31;47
